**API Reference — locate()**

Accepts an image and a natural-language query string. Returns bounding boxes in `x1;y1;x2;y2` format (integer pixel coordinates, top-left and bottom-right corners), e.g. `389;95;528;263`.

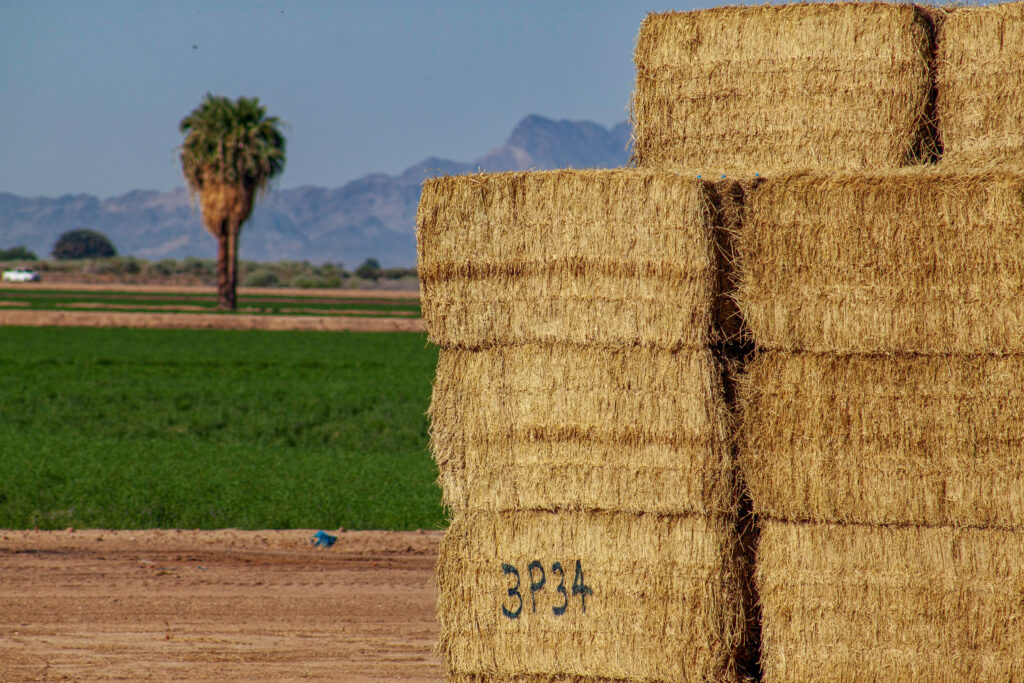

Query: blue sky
1;0;722;199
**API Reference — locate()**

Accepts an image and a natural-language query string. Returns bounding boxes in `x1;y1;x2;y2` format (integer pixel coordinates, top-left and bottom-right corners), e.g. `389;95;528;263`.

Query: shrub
147;259;177;277
51;229;117;260
383;267;415;280
355;258;382;280
0;245;38;261
243;269;280;287
181;257;215;278
119;257;141;275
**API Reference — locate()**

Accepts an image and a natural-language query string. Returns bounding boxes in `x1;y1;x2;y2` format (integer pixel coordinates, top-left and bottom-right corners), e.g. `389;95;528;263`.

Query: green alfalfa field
0;327;442;530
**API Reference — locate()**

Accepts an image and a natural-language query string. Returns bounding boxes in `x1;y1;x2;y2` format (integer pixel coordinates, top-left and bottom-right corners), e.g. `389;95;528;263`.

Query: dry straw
739;351;1024;528
631;3;935;174
417;170;725;350
437;511;745;682
430;344;734;517
937;2;1024;166
757;521;1024;682
735;167;1024;353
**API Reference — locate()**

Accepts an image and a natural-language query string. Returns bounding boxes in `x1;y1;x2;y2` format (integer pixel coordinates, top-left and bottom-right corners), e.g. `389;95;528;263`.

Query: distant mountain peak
476;114;630;172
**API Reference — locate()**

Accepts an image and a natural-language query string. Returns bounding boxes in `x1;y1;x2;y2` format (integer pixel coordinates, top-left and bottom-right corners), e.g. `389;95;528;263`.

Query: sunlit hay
756;521;1024;683
417;169;723;350
198;181;253;236
739;351;1024;528
437;511;745;682
735;167;1024;354
937;2;1024;166
631;3;935;175
429;344;734;517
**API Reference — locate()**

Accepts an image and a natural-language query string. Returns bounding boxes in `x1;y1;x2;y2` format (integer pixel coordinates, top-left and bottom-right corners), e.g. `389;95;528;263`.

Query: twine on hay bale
735;167;1024;354
739;351;1024;528
437;511;746;682
631;3;936;174
937;2;1024;166
430;344;735;517
756;521;1024;682
417;169;736;350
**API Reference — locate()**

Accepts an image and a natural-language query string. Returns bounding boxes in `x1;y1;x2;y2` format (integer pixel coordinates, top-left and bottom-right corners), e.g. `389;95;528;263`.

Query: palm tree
179;93;286;309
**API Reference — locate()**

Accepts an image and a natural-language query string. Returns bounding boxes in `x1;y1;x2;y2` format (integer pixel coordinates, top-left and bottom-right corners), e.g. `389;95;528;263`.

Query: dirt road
0;309;426;333
0;282;421;300
0;529;443;681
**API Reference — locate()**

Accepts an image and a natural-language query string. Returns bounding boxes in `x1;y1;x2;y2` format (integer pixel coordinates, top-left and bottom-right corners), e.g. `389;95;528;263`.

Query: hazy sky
1;0;727;199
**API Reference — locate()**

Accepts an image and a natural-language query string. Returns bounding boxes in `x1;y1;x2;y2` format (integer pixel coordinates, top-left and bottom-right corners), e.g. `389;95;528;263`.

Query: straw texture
937;2;1024;166
631;3;935;174
437;511;744;682
430;344;734;516
757;521;1024;682
417;170;721;349
736;168;1024;353
740;351;1024;528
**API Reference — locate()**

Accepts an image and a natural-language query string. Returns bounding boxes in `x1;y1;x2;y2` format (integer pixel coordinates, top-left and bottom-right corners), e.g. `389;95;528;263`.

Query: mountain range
0;115;631;268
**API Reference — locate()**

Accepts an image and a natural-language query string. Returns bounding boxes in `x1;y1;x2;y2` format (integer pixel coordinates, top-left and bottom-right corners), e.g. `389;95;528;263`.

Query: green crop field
0;327;442;530
0;287;421;317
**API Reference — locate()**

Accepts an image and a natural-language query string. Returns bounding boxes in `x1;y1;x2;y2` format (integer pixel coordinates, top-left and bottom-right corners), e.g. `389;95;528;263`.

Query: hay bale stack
756;521;1024;682
438;511;745;682
420;170;738;522
735;165;1024;679
631;3;935;174
740;351;1024;529
419;170;748;681
937;2;1024;166
736;168;1024;354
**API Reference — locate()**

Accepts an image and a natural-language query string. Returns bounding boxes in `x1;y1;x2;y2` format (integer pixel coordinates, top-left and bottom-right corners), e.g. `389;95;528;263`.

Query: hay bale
740;351;1024;528
430;344;734;517
417;170;725;350
631;4;935;174
757;521;1024;682
937;3;1024;166
736;168;1024;353
437;510;745;682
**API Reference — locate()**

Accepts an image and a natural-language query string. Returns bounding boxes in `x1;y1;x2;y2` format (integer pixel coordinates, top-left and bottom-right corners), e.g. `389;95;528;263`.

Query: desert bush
147;259;177;277
0;245;38;261
355;258;382;280
290;274;328;289
52;229;117;260
181;257;215;278
243;269;280;287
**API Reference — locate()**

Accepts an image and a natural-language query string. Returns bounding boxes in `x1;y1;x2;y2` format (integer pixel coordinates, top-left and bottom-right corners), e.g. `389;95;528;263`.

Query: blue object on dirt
311;530;337;548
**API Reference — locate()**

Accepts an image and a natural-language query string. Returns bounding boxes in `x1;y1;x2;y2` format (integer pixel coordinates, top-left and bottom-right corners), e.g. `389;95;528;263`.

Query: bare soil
0;281;421;300
0;309;425;333
0;529;443;681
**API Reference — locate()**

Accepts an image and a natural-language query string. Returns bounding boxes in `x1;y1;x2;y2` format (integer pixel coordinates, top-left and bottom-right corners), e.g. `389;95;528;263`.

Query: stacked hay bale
737;169;1024;681
633;6;949;680
418;170;747;681
937;3;1024;166
631;3;937;175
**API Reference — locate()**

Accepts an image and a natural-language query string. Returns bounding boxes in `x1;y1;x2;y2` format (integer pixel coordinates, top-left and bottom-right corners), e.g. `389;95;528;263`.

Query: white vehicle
2;267;41;283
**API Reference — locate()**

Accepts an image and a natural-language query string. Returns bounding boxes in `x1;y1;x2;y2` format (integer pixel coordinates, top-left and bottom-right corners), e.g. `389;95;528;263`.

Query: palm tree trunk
226;226;239;310
216;232;234;310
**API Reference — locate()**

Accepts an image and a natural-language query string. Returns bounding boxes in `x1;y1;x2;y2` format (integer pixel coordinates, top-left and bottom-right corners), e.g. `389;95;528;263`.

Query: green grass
0;327;442;530
0;288;422;316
